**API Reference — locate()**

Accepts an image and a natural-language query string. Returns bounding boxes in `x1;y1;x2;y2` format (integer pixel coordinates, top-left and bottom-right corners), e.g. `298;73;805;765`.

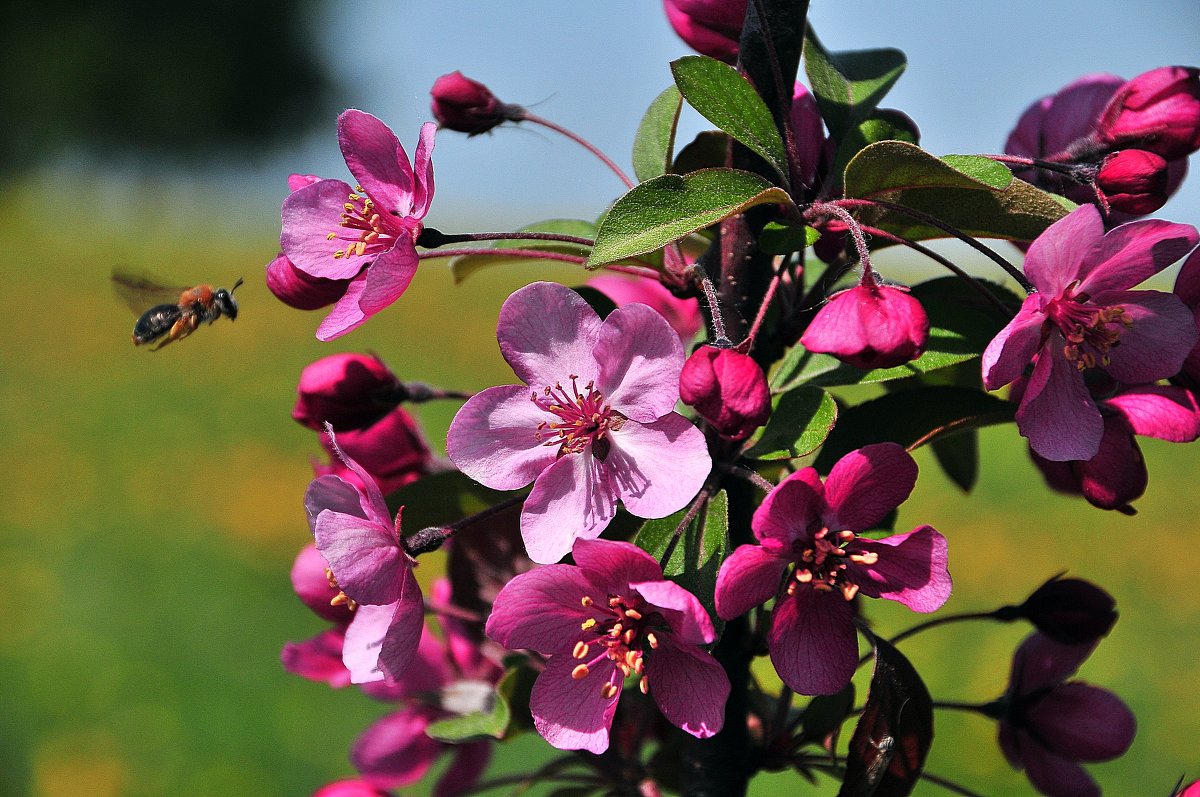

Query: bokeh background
1;2;1197;796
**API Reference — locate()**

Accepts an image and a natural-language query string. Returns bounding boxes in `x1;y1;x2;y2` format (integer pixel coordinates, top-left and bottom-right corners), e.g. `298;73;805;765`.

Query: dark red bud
293;353;404;431
1017;575;1118;645
679;347;771;439
1095;150;1170;214
1099;65;1200;160
430;71;522;136
266;254;352;311
316;408;432;495
800;284;929;370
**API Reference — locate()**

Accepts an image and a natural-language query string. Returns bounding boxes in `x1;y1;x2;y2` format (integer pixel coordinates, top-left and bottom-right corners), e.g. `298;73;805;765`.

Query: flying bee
112;269;244;350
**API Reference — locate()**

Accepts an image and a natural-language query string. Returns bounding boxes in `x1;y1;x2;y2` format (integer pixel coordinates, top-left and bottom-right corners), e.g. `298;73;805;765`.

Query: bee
112;269;244;350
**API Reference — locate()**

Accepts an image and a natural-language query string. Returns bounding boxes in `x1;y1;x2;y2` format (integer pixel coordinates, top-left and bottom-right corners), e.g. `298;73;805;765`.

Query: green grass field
0;180;1195;797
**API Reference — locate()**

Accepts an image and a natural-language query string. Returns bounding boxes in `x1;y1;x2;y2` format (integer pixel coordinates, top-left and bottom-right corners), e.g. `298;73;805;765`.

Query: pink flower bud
313;780;391;797
430;71;520;136
679;347;771;439
293;353;403;432
663;0;747;62
1094;149;1171;214
265;254;352;311
1099;65;1200;160
1016;575;1118;645
801;284;929;370
290;543;353;624
316;408;432;495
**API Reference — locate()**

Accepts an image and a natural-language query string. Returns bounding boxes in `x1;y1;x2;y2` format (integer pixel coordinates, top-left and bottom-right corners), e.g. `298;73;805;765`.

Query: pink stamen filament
1044;282;1132;371
531;375;625;457
569;592;664;697
787;528;875;602
329;187;410;260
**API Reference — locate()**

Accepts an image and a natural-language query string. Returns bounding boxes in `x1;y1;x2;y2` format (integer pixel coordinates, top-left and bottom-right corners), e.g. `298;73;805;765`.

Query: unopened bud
662;0;747;62
1094;150;1170;214
430;71;523;136
1099;66;1200;160
679;346;771;439
1008;574;1118;644
801;283;929;370
293;353;404;431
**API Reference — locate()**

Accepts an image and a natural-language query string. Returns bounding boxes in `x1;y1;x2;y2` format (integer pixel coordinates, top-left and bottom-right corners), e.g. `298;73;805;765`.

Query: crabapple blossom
679;346;771;439
586;274;702;344
1008;575;1118;646
801;282;929;370
982;204;1198;461
430;71;522;136
280;110;435;340
447;281;711;564
662;0;747;62
265;253;351;310
1097;66;1200;161
485;539;729;753
714;443;951;694
313;409;432;495
293;353;404;432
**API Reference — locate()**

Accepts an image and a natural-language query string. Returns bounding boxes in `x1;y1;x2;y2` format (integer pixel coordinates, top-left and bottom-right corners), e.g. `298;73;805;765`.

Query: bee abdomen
133;304;184;345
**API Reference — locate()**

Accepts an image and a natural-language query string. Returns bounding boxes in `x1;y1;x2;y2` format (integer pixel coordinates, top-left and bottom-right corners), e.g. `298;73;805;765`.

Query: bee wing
111;268;190;315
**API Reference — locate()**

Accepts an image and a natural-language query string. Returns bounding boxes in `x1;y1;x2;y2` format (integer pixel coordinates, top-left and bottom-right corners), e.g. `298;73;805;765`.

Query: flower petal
769;587;859;695
323;426;390;523
1016;346;1104;462
852;525;951;612
1009;633;1097;694
593;302;685;422
1094;290;1197;383
350;705;443;788
822;443;917;531
281;179;366;280
530;655;620;753
447;385;559;490
341;574;424;684
358;235;419;315
630;578;715;645
605;413;710;519
1025;682;1136;761
281;628;351;687
1105;385;1200;441
1023;205;1105;295
645;642;729;738
316;271;371;341
497;282;604;388
1017;735;1102;797
752;468;824;545
714;544;789;621
982;296;1046;390
435;741;490;797
314;510;403;605
484;564;595;654
521;454;617;564
338;109;416;214
410;122;437;220
1077;218;1199;295
305;474;368;530
572;539;662;591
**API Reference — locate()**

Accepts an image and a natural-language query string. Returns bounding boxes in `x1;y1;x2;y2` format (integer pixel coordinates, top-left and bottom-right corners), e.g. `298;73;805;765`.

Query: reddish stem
520;111;636;189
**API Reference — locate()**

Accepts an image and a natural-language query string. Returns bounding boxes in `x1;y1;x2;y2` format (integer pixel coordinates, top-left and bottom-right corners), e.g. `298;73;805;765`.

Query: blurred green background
1;2;1197;796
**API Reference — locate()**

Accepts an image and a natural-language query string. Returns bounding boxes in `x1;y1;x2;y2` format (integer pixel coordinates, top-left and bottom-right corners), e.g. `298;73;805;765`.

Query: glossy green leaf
803;27;906;144
425;685;510;742
633;86;684;182
745;386;838;460
826;109;921;189
448;219;595;283
587;169;792;268
758;221;820;255
671;55;789;183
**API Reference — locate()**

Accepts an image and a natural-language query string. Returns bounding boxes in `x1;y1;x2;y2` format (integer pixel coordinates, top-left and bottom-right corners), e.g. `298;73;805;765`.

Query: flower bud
1015;575;1118;645
800;284;929;370
430;71;521;136
679;347;771;439
316;408;432;495
265;254;352;311
293;353;403;432
290;543;353;623
663;0;747;62
313;780;391;797
1094;149;1170;214
1099;66;1200;160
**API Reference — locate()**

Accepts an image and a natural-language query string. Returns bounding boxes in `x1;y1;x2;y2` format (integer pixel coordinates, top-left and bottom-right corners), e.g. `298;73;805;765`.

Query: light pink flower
586;274;702;344
982;204;1198;461
304;427;423;684
679;346;771;439
714;443;951;695
486;539;729;753
997;633;1136;797
447;282;711;564
281;110;435;340
801;282;929;370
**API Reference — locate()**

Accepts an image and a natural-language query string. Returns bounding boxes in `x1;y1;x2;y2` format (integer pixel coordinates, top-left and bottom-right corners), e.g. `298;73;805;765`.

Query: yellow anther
581;596;594;608
639;676;650;695
600;682;619;699
646;632;659;650
573;641;589;659
624;608;642;620
581;618;597;631
571;664;590;680
841;582;861;601
849;551;879;566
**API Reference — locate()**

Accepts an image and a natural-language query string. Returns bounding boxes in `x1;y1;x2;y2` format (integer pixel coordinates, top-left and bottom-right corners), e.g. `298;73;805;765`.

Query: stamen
600;682;619;699
573;641;590;659
849;551;879;566
646;632;659;649
581;596;594;608
581;618;597;631
571;664;590;680
639;676;650;694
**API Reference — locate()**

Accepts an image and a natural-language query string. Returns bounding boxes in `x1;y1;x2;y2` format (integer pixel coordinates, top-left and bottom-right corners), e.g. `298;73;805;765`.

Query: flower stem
519;111;636;189
808;201;875;279
740;261;786;353
404;493;527;556
888;609;1002;646
417;247;660;279
419;227;595;248
691;266;731;346
731;465;776;494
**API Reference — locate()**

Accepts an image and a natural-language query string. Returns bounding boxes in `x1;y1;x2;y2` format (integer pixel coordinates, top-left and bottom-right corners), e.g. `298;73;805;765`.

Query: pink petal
1095;290;1198;383
982;296;1045;390
605;413;710;519
1105;385;1200;441
1175;246;1200;306
447;385;559;491
714;544;789;621
630;578;715;645
1038;74;1123;156
1016;346;1104;462
314;510;404;605
338;110;416;215
1077;218;1199;295
769;587;859;695
587;274;702;343
342;576;424;684
305;474;368;529
411;122;437;220
323;427;390;523
851;525;951;612
1025;682;1136;761
593;302;685;422
521;454;617;564
751;468;824;545
497;282;604;388
1023;205;1106;295
484;564;595;653
572;539;662;591
316;271;371;341
823;443;917;531
435;742;491;797
645;642;729;738
1010;633;1097;694
1018;736;1102;797
530;654;620;753
350;705;443;788
1075;416;1146;511
358;235;419;315
280;628;351;687
281;179;365;280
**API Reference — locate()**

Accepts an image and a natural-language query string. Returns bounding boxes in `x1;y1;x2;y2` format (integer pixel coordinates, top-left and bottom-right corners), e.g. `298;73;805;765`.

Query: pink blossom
313;409;432;495
304;427;423;684
997;633;1136;797
1176;782;1200;797
430;71;521;136
982;204;1198;461
801;283;930;370
714;443;951;695
662;0;747;62
293;353;404;432
586;274;702;344
1093;149;1171;214
280;543;355;687
447;282;711;564
485;538;729;753
281;110;435;340
679;346;771;439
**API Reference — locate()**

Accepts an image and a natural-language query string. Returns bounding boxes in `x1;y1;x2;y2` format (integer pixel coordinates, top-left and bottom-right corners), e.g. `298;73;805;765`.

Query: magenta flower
1098;66;1200;161
1093;149;1171;215
312;780;391;797
714;443;951;695
996;633;1136;797
304;427;423;684
1177;782;1200;797
801;282;929;370
982;204;1198;461
281;110;435;340
293;353;404;432
447;281;711;564
265;253;352;310
679;346;771;439
586;273;702;344
486;538;729;753
313;409;432;495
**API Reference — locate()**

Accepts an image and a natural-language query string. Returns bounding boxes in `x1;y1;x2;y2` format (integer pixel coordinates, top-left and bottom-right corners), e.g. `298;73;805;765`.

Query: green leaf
803;27;906;145
842;141;1068;242
494;662;539;737
633;490;728;635
930;431;978;492
673;130;730;174
448;219;595;283
758;221;819;255
425;684;510;742
633;86;684;183
587;169;792;268
813;386;1016;473
745;386;838;460
671;55;789;183
826;109;921;189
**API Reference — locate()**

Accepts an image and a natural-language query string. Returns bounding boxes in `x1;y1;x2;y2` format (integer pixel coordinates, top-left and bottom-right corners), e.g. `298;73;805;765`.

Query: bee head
215;277;244;320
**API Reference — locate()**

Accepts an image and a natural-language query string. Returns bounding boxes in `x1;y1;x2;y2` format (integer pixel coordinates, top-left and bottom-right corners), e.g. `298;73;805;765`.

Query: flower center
328;185;419;260
325;566;358;611
1043;282;1133;371
531;375;626;460
787;528;878;602
569;592;665;698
